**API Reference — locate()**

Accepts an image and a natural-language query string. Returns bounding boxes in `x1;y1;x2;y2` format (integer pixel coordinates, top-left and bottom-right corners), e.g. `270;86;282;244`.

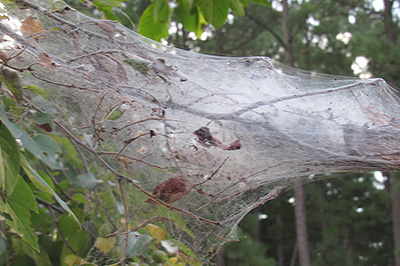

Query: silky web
2;0;400;263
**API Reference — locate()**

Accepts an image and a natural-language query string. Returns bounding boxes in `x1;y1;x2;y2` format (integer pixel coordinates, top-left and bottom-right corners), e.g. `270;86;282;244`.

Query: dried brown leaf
0;50;8;62
21;17;45;40
38;53;56;68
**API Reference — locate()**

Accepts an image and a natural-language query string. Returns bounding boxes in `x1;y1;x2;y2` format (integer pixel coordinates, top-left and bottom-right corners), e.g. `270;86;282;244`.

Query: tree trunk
294;177;311;266
282;1;310;264
282;0;294;66
276;199;285;266
391;172;400;266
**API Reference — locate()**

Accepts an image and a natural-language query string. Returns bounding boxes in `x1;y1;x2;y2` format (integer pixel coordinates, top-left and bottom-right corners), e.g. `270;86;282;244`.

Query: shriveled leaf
94;237;117;253
23;84;47;99
38;53;56;68
0;176;39;251
0;50;8;62
0;121;20;197
21;16;44;39
138;3;172;41
145;223;166;243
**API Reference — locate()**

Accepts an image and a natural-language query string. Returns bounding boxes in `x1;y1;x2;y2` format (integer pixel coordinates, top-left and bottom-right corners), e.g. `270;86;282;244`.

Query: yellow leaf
163;257;180;266
145;223;166;243
21;17;45;40
64;255;88;266
94;237;117;253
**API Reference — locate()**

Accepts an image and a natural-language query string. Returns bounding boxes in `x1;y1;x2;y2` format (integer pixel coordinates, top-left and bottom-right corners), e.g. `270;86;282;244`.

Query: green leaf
0;176;39;251
157;207;194;238
119;232;152;257
0;121;20;197
0;104;62;170
249;0;270;6
23;84;47;99
21;156;53;195
94;237;117;253
33;134;62;156
230;0;245;16
92;0;122;22
54;193;80;225
76;173;103;189
153;0;166;21
60;229;91;258
107;107;124;121
198;0;230;29
138;3;172;41
0;69;22;102
14;238;52;266
175;3;204;37
0;236;5;257
52;135;83;168
33;113;55;124
20;156;80;225
123;57;151;75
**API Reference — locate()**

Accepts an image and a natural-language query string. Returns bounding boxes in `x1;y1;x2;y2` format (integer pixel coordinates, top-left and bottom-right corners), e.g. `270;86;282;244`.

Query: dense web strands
2;0;400;262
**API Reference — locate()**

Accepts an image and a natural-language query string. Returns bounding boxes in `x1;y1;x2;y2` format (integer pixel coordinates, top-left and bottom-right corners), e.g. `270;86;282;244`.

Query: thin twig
35;196;64;214
98;151;170;170
0;221;11;266
191;157;229;189
47;205;77;255
117;179;129;266
42;163;73;201
30;71;100;93
93;190;119;231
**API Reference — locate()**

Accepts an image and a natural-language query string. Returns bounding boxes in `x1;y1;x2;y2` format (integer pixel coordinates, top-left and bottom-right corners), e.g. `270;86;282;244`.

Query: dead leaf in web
38;53;56;68
145;177;190;205
362;105;392;127
194;127;241;151
95;20;124;37
145;224;166;243
0;51;8;62
21;17;45;40
226;139;241;150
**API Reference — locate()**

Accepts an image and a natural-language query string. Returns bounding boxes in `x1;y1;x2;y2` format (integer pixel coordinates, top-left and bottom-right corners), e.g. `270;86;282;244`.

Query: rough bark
391;172;400;266
294;178;311;266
